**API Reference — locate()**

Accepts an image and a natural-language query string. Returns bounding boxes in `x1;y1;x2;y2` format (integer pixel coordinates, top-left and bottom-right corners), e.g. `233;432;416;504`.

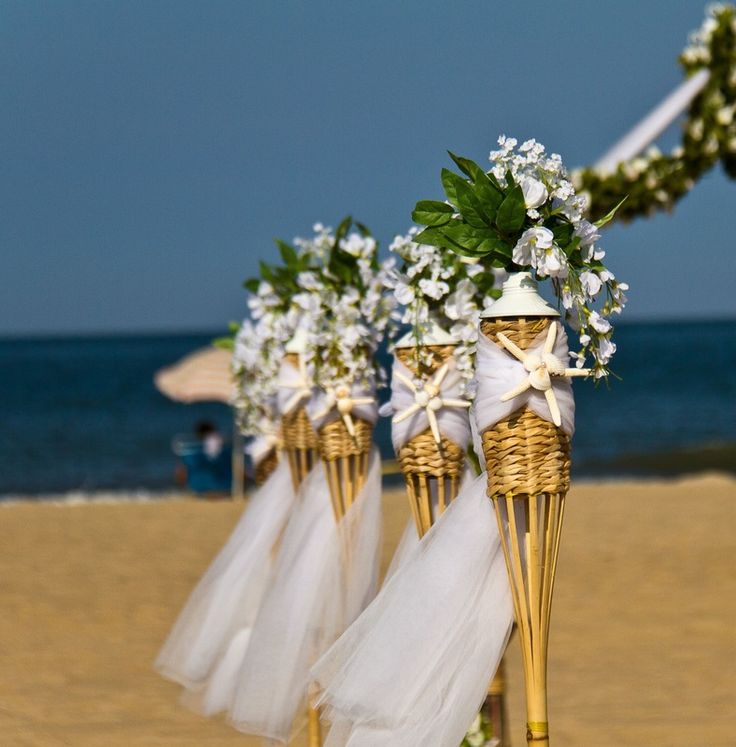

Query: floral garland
295;218;397;393
411;139;628;379
231;238;318;438
385;228;505;394
574;3;736;224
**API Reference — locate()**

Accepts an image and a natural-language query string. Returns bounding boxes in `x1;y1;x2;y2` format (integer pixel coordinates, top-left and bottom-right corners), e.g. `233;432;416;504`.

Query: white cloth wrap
155;459;296;689
388;357;471;453
276;357;315;415
228;449;383;742
305;382;378;432
312;473;513;747
245;433;278;466
473;321;575;437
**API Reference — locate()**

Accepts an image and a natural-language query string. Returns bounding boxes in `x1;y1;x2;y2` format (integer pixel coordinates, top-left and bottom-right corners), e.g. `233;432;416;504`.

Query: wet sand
1;474;734;746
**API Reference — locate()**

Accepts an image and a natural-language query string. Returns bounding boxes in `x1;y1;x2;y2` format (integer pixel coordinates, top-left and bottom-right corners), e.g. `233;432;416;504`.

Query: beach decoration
409;136;627;745
155;280;303;702
576;3;736;224
226;220;393;746
383;232;510;743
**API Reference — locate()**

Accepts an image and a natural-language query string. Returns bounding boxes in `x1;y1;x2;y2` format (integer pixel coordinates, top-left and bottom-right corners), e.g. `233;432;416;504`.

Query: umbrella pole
231;421;245;500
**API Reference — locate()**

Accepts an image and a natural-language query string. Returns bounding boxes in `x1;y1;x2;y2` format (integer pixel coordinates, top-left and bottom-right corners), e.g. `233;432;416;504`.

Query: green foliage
411;153;607;273
575;4;736;225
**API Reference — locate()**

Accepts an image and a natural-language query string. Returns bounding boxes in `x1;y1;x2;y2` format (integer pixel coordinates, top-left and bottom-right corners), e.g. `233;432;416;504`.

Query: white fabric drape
386;356;471;452
155;459;295;689
228;449;383;742
474;322;575;436
312;473;513;747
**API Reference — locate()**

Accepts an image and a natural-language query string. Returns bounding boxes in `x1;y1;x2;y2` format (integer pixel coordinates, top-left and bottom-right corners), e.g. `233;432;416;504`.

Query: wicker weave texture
394;344;466;536
254;449;279;486
317;417;373;461
479;317;571;499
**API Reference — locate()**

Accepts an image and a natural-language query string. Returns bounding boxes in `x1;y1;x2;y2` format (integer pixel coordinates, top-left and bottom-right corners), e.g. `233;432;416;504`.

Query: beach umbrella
154;347;235;404
154;346;244;499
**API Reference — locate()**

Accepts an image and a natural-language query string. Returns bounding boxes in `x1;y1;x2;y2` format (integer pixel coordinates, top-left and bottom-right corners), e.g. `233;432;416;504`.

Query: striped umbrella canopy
154;347;235;404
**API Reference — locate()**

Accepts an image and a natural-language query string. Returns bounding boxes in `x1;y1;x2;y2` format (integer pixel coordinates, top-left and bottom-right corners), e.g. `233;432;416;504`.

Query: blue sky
2;0;734;335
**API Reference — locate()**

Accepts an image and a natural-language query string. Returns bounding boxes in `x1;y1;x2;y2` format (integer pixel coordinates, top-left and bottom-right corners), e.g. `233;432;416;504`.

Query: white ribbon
473;321;578;437
385;357;472;453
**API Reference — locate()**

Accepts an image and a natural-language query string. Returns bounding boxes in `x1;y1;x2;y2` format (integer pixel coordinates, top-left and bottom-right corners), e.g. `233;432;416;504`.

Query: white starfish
392;362;471;444
280;355;313;415
496;322;590;427
312;384;375;437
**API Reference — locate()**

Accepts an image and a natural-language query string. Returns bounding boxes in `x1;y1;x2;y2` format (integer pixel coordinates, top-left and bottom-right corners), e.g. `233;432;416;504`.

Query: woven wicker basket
394;344;465;537
317;415;373;521
254;447;280;486
479;316;569;747
281;353;320;490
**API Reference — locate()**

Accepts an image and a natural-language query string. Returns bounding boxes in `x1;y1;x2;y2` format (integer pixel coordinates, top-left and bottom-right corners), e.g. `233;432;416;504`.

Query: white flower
588;310;611;333
512;227;554;266
596;336;617;364
521;176;548;209
394;280;415;305
418;277;450;300
580;270;603;297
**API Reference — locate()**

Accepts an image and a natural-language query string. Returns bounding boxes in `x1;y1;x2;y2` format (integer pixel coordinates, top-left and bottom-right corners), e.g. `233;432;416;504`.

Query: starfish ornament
280;355;313;415
392;362;471;444
496;322;590;428
312;385;376;437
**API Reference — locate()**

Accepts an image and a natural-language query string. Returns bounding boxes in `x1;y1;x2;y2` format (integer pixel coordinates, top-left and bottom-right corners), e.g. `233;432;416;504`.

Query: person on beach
174;420;232;497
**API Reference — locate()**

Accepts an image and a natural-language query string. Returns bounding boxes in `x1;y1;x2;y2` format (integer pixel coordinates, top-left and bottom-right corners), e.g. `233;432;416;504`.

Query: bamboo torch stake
478;272;573;747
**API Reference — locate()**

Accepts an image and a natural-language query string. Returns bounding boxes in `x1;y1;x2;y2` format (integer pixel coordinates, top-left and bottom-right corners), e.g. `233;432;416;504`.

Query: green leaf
453;179;491;228
212;336;234;351
276;239;298;267
472;170;504;220
413;226;449;247
551;222;573;246
334;215;352;244
411;199;454;227
447;151;486;183
259;260;274;283
441;223;511;256
243;277;260;292
354;220;372;237
441;168;468;208
495;183;526;235
594;196;628;228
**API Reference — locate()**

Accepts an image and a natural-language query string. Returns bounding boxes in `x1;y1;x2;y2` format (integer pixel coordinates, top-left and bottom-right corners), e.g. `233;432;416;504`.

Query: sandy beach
1;474;734;747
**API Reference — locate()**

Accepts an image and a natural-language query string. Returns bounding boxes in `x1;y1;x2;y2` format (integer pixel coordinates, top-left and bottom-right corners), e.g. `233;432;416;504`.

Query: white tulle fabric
383;520;420;582
312;473;513;747
385;357;471;452
155;459;295;689
228;449;383;742
474;322;575;436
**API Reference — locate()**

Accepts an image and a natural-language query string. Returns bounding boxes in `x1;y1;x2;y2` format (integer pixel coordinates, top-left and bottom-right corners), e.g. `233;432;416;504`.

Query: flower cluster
232;238;318;437
411;139;627;378
385;228;505;393
574;3;736;223
293;218;397;393
461;713;497;747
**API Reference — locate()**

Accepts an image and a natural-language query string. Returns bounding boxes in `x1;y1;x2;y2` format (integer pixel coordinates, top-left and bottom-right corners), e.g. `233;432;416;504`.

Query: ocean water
1;320;734;496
